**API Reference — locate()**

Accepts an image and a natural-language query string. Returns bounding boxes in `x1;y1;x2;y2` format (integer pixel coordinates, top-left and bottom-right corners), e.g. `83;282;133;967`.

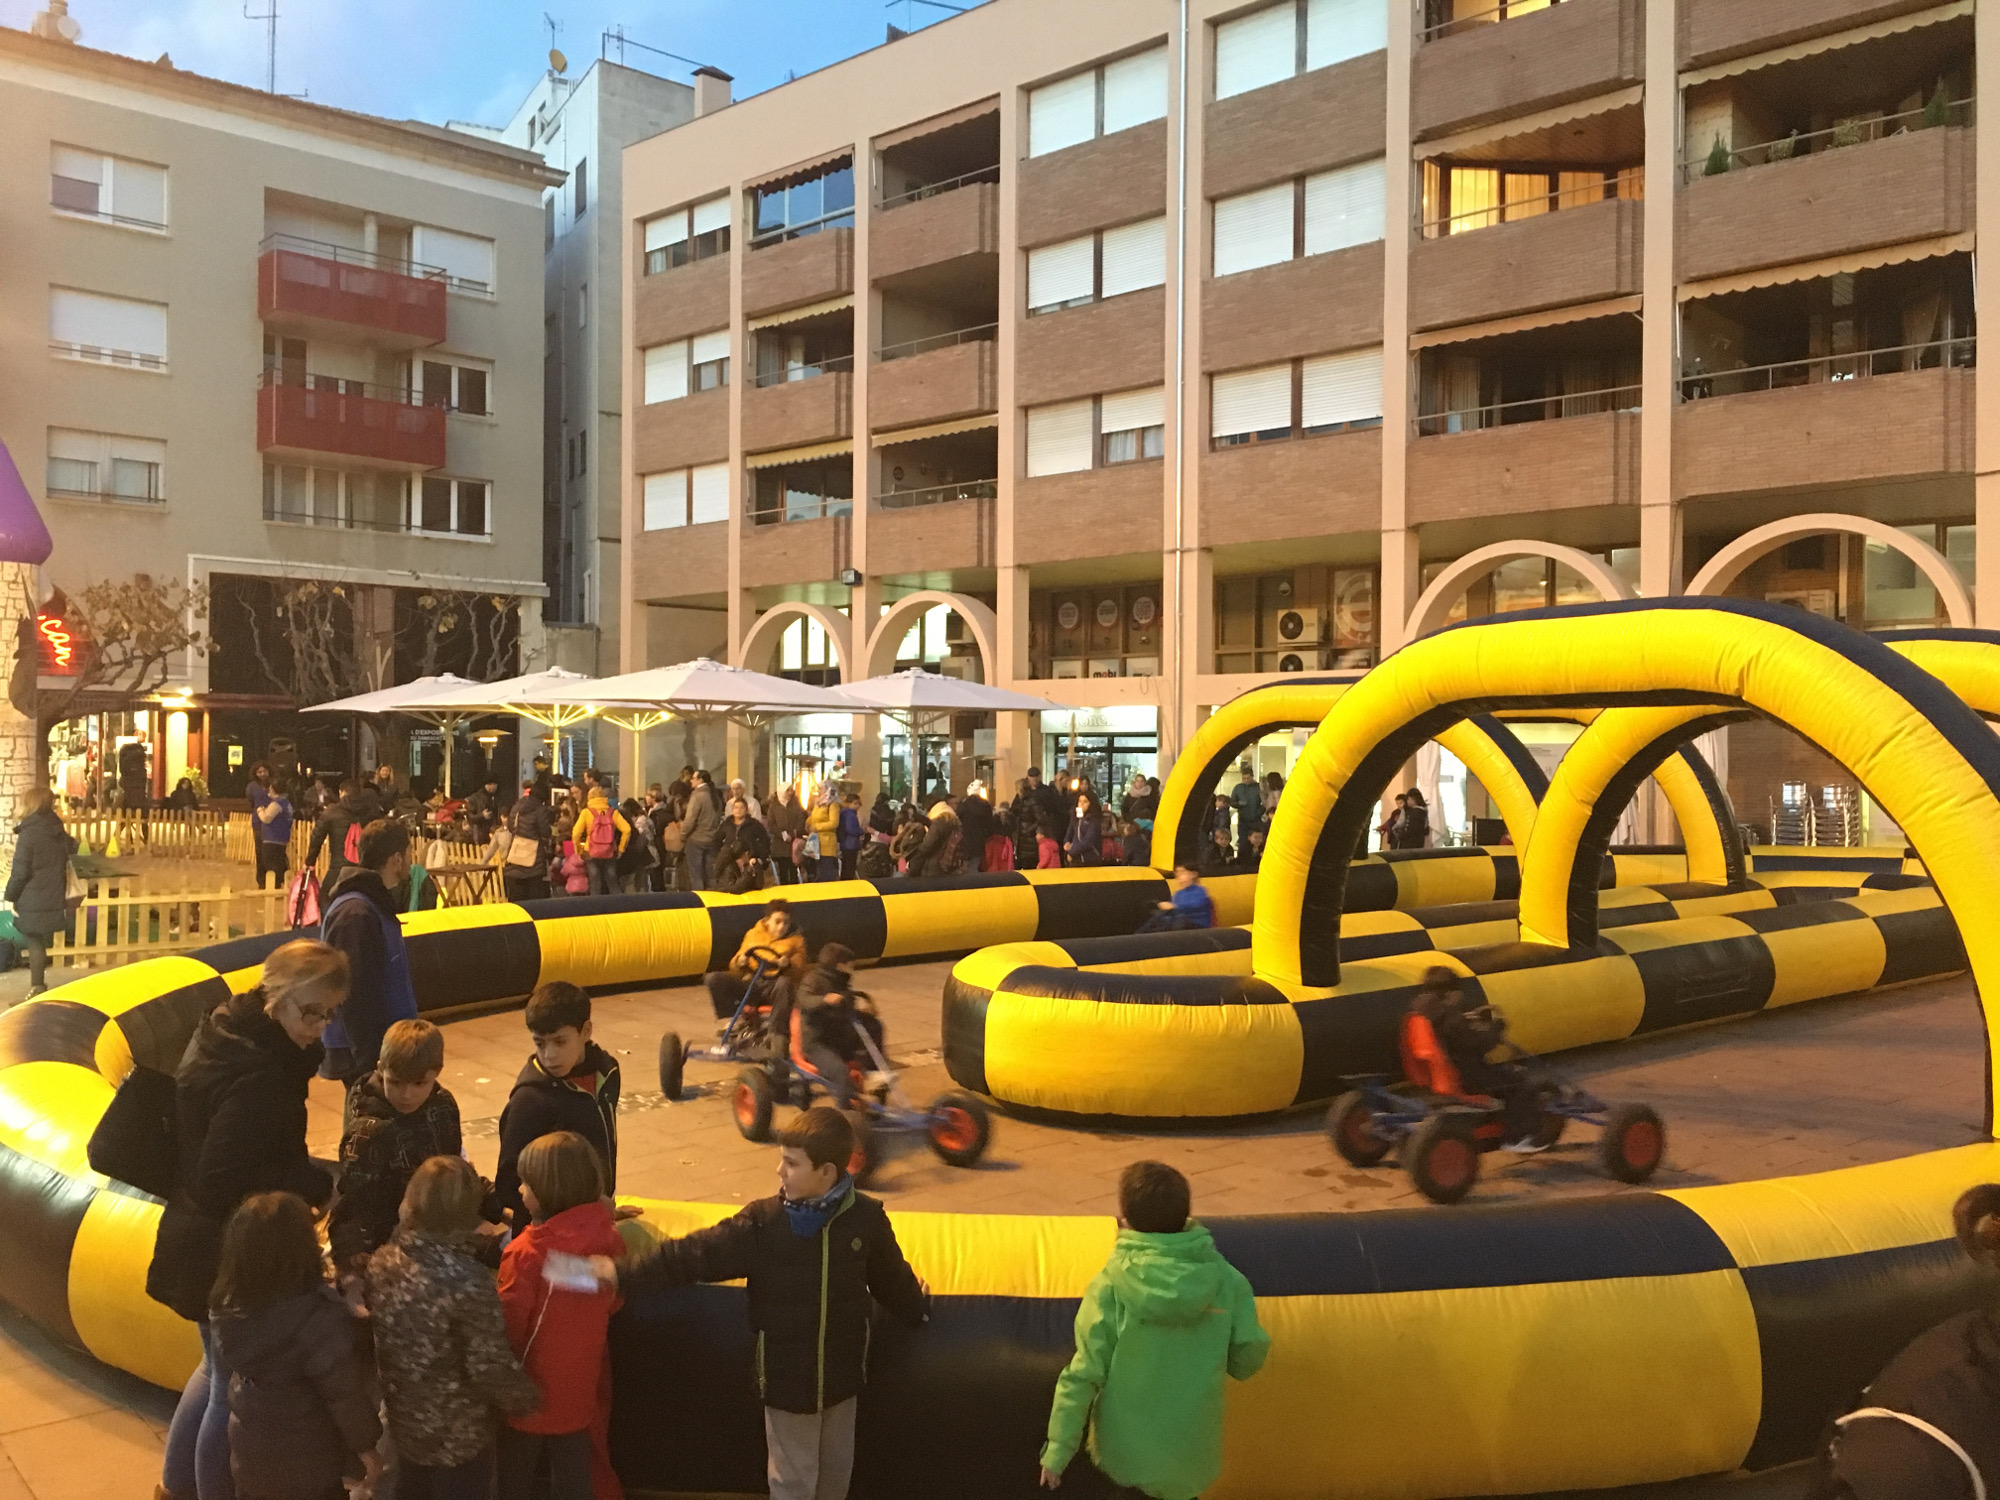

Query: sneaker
864;1070;893;1092
23;984;47;1000
1501;1136;1549;1154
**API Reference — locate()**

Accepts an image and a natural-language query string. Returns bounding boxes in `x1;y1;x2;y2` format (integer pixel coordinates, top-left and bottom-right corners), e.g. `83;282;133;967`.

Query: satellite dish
549;47;568;73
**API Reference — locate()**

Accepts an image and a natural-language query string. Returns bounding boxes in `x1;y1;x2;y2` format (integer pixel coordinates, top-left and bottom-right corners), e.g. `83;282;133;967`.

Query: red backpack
587;807;618;859
343;821;362;864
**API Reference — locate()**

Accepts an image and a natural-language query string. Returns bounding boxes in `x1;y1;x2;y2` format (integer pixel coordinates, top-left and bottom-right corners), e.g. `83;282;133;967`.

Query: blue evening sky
3;0;983;128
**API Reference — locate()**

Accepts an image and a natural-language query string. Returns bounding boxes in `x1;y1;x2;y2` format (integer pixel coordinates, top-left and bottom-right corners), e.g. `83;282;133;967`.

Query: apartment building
622;0;1996;835
0;15;558;799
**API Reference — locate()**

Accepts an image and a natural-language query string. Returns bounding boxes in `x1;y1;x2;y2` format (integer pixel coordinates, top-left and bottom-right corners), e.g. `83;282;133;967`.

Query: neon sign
35;614;76;674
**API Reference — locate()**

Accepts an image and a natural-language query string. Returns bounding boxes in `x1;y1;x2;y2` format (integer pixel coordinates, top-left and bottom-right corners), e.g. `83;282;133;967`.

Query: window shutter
691;195;731;235
644;212;689;253
1100;218;1166;298
1100;385;1165;434
1303;158;1386;255
1028;71;1097;157
1302;347;1383;429
1306;0;1387;71
643;471;688;530
50;145;102;184
644;340;689;403
112;159;167;227
690;463;730;524
690;330;731;367
1211;364;1293;438
1026;400;1095;476
1102;47;1167;134
1214;3;1298;100
1213;183;1295;277
50;289;168;361
1027;236;1096;312
413;227;495;291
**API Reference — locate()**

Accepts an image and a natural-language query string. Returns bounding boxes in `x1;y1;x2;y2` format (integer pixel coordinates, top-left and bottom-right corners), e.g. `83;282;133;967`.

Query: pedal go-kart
657;946;792;1100
1325;1008;1666;1204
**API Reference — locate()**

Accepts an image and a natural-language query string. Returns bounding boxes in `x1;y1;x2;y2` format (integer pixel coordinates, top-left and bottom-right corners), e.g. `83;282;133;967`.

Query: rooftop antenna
244;0;277;92
544;11;565;70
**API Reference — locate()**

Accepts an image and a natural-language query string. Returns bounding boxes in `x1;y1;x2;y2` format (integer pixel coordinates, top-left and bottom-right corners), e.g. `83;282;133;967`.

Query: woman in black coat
715;797;773;893
1064;794;1102;867
5;786;76;996
150;940;349;1500
1009;781;1041;872
1395;789;1431;849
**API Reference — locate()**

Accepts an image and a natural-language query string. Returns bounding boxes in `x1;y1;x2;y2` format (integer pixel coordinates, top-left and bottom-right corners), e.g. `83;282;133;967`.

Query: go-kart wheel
846;1112;878;1185
658;1032;686;1101
733;1068;776;1142
926;1090;992;1168
1404;1113;1482;1205
1326;1090;1390;1167
1601;1103;1665;1183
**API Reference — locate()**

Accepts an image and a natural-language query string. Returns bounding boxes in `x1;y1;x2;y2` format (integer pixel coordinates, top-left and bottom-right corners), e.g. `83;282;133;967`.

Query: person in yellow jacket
805;789;842;882
704;898;808;1023
572;790;631;897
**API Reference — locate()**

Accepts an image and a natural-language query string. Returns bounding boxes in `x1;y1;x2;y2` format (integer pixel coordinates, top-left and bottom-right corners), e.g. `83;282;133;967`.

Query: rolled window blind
1100;385;1165;434
50;145;102;184
1028;71;1096;158
1100;218;1166;298
690;330;731;367
1212;364;1292;438
1304;158;1386;255
1306;0;1387;71
1102;47;1167;134
1215;4;1297;100
1302;347;1383;429
414;226;496;290
1026;400;1095;476
50;289;168;360
1027;236;1095;312
691;195;731;235
1213;183;1294;277
644;212;688;253
690;463;730;524
112;159;167;226
644;340;689;403
643;471;687;530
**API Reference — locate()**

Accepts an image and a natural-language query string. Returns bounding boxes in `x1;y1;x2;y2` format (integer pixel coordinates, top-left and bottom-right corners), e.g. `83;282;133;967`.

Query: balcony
1017;287;1166;409
634;386;729;475
867;489;998;576
256;371;445;471
1412;194;1641;331
1199;429;1381;546
1012;462;1164;567
1409;406;1640;522
743;368;853;456
1203;244;1383;374
1206;52;1387;201
742;512;851;589
1679;0;1945;71
871;178;999;283
1413;0;1644;141
633;521;727;605
742;227;854;321
871;330;997;433
1017;119;1169;250
257;236;447;349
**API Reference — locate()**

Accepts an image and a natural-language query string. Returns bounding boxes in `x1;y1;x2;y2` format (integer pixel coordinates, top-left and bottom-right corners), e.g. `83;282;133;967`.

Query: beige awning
874;413;999;446
1416;85;1642;160
1410;294;1643;350
747;295;854;332
745;439;853;469
1677;232;1973;302
1681;0;1969;86
747;147;855;195
874;98;1000;152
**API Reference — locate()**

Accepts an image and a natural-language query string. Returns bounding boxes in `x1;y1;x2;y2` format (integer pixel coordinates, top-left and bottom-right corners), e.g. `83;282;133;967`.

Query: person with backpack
319;820;419;1092
570;786;630;897
305;780;379;889
909;800;963;877
503;784;553;903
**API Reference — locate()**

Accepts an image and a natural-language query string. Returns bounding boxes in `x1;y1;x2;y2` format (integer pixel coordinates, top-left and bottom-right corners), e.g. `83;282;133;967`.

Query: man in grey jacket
682;769;725;890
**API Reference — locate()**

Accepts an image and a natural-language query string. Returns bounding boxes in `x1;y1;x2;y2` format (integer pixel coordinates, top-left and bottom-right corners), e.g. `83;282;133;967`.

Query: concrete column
1377;0;1416;652
1638;0;1680;599
993;563;1031;794
1977;0;2000;624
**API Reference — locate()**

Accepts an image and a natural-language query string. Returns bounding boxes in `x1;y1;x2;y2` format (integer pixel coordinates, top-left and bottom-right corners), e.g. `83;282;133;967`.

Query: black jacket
213;1286;380;1500
621;1181;927;1413
319;867;415;1078
957;795;995;854
4;805;74;934
327;1071;465;1269
717;815;771;869
1816;1310;2000;1500
492;1041;620;1226
305;788;382;881
146;990;332;1322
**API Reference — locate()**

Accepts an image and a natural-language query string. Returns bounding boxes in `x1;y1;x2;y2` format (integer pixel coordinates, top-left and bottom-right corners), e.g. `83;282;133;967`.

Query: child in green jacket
1039;1161;1270;1499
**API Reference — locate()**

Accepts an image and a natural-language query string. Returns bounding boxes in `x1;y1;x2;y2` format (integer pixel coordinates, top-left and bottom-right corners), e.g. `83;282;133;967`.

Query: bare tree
239;580;521;706
33;573;208;739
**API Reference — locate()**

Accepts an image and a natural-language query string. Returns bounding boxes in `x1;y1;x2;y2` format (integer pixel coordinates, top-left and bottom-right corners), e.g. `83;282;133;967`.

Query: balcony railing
1421;175;1640;238
1416;380;1638;435
256;370;447;470
1679;337;1975;400
1679;99;1975;181
879;165;1001;211
877;479;998;510
876;324;998;363
1422;0;1573;43
751;354;856;388
257;234;450;345
748;208;855;251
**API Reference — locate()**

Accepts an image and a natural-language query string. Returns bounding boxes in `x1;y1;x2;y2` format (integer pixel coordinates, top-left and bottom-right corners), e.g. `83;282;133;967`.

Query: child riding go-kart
1326;968;1665;1204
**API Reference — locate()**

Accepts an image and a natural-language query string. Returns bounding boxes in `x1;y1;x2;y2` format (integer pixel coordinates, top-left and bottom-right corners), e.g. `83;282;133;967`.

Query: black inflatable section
0;999;107;1070
1291;982;1423;1101
118;977;230;1074
705;894;888;971
1876;903;1970;987
1050;928;1252;966
1030;877;1165;942
940;975;990;1093
1000;968;1286;1008
408;918;542;1012
0;1140;96;1346
1630;934;1778;1033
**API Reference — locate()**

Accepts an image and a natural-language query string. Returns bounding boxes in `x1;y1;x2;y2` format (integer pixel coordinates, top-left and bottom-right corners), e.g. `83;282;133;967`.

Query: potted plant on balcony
1703;135;1731;176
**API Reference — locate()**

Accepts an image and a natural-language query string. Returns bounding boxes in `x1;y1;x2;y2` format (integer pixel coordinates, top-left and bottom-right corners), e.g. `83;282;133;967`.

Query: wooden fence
61;808;234;859
50;875;292;970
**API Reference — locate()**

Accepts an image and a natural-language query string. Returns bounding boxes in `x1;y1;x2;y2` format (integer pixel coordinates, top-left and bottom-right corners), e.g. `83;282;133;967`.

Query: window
1301;347;1383;433
415;359;490;416
411;226;495;294
1212;348;1383;445
1213;159;1385;275
752;460;851;524
577;284;588;329
1027;46;1168;157
692;330;731;391
1304;159;1386;254
414;477;491;537
50;145;167;229
649;331;731;402
753;320;854;385
576;430;587;477
643;461;730;530
573;158;588;218
50;288;167;370
1213;183;1294;276
1026;399;1095;476
692;462;729;524
545;194;555;249
1214;0;1386;102
262;465;408;531
644;195;731;274
1100;386;1166;464
750;159;854;248
1211;363;1294;445
1421;160;1642;238
46;428;165;504
1026;216;1167;314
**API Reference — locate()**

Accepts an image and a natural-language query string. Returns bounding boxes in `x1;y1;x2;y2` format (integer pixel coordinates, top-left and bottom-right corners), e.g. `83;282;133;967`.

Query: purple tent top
0;443;52;566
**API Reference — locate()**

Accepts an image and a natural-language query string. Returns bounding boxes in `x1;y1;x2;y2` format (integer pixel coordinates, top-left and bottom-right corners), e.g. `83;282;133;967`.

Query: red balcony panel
257;377;446;471
258;243;447;347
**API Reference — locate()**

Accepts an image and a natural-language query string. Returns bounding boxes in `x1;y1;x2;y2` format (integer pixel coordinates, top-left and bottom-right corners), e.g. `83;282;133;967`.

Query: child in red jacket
497;1131;624;1500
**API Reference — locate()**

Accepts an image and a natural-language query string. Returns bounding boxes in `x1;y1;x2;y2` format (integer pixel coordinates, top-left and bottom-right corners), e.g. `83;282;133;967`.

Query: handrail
876;323;998;362
258;366;427;406
259;232;449;281
1421;177;1638;237
50;341;166;371
879;165;1001;210
50;195;167;232
750;354;856;388
877;479;998;510
1421;0;1572;44
748;208;856;249
1680;98;1974;180
1415;381;1639;435
1679;337;1975;399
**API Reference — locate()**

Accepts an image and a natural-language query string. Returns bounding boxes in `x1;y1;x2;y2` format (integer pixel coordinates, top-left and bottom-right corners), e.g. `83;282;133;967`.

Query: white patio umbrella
839;669;1063;806
562;658;873;728
396;668;622;773
300;673;484;796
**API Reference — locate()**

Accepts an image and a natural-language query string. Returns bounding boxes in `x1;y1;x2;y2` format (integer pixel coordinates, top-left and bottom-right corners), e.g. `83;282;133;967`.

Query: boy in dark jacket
493;982;621;1226
590;1108;928;1500
318;819;418;1088
328;1018;467;1272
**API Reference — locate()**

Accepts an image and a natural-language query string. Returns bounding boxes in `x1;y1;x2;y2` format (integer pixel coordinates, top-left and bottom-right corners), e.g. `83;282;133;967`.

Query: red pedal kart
1325;1009;1666;1204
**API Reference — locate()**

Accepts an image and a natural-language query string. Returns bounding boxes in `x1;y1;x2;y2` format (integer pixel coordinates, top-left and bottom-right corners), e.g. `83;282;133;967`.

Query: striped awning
744;439;853;469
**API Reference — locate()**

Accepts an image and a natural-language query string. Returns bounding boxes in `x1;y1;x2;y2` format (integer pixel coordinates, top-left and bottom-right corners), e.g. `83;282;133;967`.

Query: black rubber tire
1326;1090;1391;1167
658;1032;685;1101
926;1090;992;1168
733;1067;775;1142
1405;1113;1482;1205
847;1112;879;1185
1601;1103;1666;1183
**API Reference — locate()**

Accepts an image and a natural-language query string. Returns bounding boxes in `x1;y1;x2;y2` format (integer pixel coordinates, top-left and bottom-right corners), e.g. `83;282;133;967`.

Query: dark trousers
398;1446;495;1500
774;855;799;885
586;857;618;895
496;1428;589;1500
1138;911;1201;933
504;872;549;903
687;842;715;891
1459;1057;1540;1138
253;840;289;890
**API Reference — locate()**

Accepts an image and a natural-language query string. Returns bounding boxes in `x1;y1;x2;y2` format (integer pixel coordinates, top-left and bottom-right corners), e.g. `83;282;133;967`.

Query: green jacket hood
1105;1223;1227;1328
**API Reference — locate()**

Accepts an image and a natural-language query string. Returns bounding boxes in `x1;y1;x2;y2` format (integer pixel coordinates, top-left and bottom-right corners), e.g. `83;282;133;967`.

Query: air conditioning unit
1277;607;1325;644
1765;588;1837;619
937;654;983;682
1277;652;1309;673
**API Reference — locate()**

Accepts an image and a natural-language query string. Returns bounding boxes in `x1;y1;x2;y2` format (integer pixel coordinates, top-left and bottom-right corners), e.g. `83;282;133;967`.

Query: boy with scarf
587;1108;927;1500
